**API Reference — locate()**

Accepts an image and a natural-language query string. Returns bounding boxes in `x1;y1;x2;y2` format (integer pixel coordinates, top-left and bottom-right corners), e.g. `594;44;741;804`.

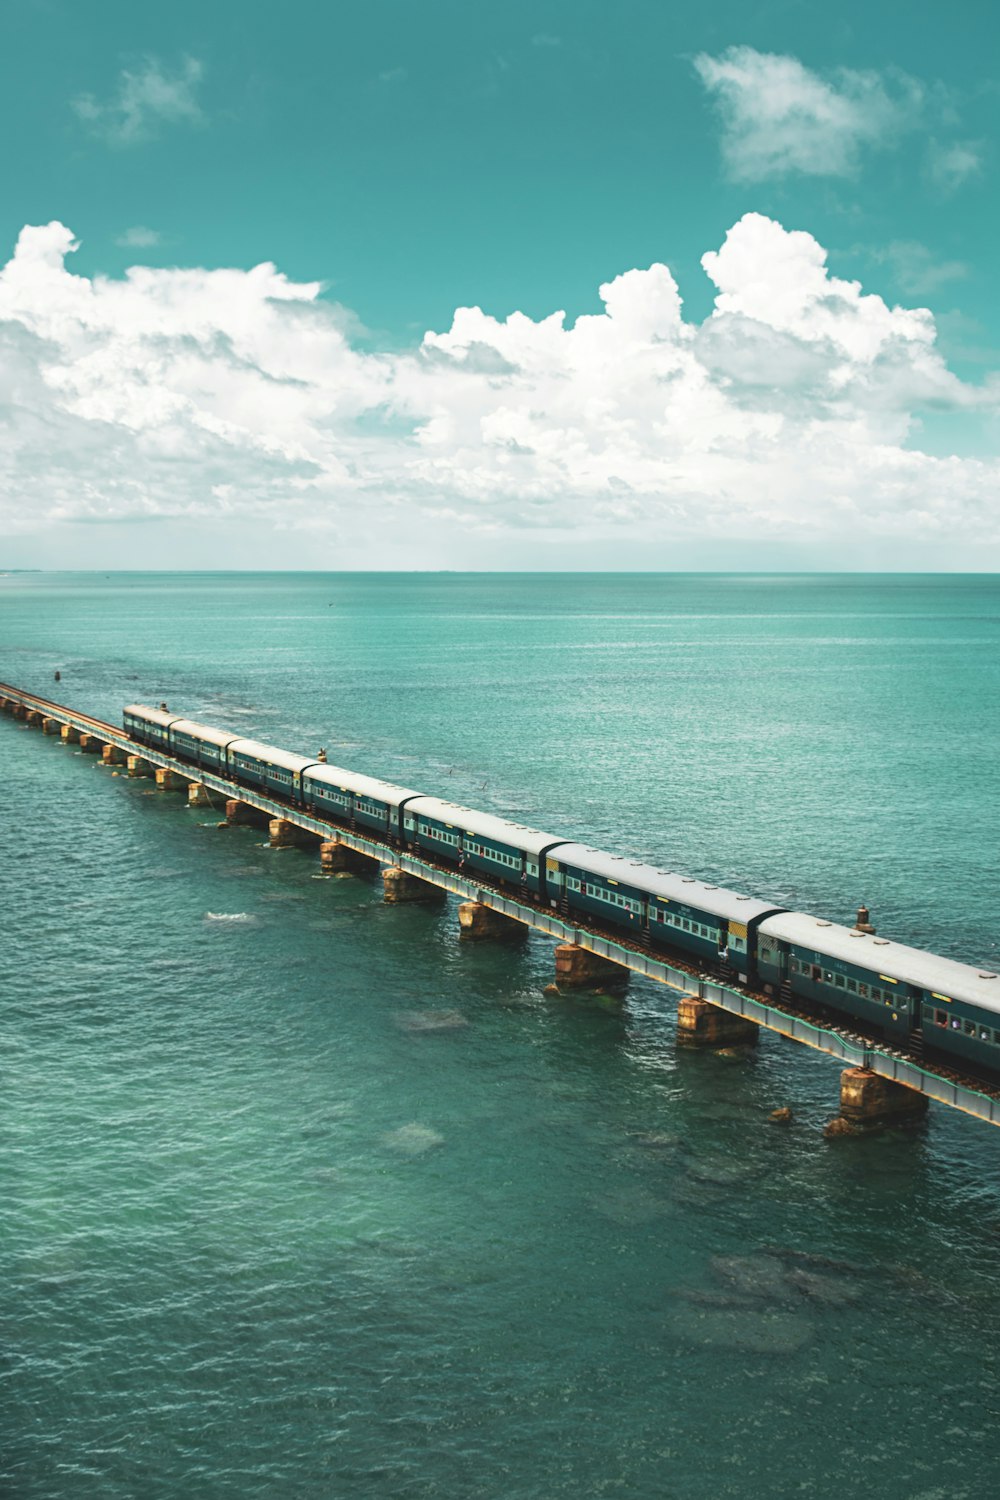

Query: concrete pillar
552;943;629;991
79;734;103;755
269;817;315;849
61;724;81;744
187;782;213;807
101;744;127;765
154;767;185;790
320;839;356;872
12;703;26;719
824;1068;929;1138
676;995;759;1048
382;866;444;903
42;717;60;735
458;901;525;942
225;799;269;827
127;754;151;777
25;709;42;727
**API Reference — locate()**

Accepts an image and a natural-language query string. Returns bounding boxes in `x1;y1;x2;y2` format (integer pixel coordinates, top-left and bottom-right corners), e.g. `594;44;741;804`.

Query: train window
964;1021;977;1037
935;1010;948;1027
951;1019;961;1030
858;984;868;998
846;979;857;992
835;974;845;987
982;1029;992;1042
823;971;833;984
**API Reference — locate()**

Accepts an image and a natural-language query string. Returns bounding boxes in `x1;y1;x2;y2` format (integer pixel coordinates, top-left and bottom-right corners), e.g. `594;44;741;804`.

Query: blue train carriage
548;846;782;977
226;738;319;803
756;911;1000;1052
303;765;422;839
403;797;568;896
165;717;240;772
124;703;179;750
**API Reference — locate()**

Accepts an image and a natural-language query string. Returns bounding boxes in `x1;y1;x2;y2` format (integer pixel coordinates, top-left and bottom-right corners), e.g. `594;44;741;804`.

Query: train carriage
226;738;318;802
303;765;422;839
547;845;782;976
757;911;1000;1056
166;717;240;772
402;797;569;897
124;704;180;750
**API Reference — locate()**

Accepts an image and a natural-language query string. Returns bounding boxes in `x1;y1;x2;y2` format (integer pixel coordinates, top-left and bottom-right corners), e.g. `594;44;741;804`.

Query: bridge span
3;679;999;1137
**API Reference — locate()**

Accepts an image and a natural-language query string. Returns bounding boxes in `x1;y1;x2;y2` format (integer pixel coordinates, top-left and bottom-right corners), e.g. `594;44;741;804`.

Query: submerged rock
382;1123;445;1155
590;1184;669;1226
395;1009;469;1033
785;1267;861;1308
628;1131;683;1150
667;1302;813;1356
710;1254;792;1301
687;1156;764;1189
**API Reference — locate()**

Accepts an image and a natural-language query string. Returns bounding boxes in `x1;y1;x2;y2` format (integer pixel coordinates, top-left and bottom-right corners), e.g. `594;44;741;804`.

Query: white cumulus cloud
693;46;919;180
0;214;996;554
72;56;204;146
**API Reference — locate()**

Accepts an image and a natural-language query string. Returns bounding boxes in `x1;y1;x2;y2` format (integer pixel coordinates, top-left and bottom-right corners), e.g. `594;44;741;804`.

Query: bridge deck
4;679;1000;1130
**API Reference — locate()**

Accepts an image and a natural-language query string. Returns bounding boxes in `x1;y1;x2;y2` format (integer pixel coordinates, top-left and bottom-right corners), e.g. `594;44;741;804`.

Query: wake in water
204;912;257;923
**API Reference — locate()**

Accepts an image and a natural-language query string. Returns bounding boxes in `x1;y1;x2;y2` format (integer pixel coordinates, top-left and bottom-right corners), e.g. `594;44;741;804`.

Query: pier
3;680;998;1135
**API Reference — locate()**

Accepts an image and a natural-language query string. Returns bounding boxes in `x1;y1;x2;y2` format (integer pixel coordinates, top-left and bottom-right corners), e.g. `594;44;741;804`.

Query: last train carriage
122;703;1000;1079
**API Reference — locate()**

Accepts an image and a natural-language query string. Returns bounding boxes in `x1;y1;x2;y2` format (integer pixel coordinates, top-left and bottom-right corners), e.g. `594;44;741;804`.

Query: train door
545;858;564;910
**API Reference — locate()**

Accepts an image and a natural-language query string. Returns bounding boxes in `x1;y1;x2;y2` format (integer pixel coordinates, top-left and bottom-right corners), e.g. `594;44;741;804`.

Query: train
124;704;1000;1079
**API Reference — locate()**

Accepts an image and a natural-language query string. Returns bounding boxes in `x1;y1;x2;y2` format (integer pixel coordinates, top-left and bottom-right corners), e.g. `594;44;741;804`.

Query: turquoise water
3;572;1000;1498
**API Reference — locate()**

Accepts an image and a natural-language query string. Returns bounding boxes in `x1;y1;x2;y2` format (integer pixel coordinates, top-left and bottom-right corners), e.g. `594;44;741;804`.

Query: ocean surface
2;571;1000;1499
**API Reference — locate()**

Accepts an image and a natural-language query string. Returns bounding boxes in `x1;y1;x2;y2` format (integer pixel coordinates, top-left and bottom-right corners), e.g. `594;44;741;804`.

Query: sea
2;571;1000;1499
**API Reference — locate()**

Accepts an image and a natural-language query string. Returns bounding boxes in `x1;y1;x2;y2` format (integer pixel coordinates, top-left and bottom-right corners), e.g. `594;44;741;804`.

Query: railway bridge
4;679;1000;1137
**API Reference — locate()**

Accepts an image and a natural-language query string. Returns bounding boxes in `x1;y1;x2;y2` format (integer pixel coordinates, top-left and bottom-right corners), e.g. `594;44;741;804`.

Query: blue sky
1;0;997;568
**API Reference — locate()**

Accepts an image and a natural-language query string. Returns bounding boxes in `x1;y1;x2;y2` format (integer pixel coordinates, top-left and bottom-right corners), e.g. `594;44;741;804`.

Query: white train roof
304;763;422;805
552;843;782;922
125;703;179;730
405;796;570;859
226;738;319;775
759;911;1000;1013
167;717;241;750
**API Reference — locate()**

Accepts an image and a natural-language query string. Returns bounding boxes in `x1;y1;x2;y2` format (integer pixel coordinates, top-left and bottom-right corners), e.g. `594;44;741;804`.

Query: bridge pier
458;901;526;942
676;995;759;1048
154;767;185;790
187;782;213;807
102;744;127;765
269;818;316;850
42;716;60;735
225;799;270;828
25;709;42;727
550;943;629;992
824;1068;929;1138
61;724;81;744
127;754;151;777
79;733;103;754
382;866;444;903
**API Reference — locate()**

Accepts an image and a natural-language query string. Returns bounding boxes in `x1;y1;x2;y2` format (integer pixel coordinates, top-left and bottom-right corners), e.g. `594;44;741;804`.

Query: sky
1;0;998;570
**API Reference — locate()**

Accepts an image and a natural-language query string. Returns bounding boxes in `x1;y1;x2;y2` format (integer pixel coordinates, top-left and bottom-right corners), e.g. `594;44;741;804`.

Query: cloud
0;214;996;552
116;226;162;249
927;138;983;191
72;56;204;146
871;241;968;297
693;47;919;180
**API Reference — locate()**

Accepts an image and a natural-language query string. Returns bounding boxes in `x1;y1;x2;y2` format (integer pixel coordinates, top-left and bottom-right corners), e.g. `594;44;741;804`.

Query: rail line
4;678;1000;1132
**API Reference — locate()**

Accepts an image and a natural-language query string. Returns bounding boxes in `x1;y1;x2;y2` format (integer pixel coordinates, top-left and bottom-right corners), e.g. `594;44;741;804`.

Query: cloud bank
0;214;996;551
72;57;204;146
